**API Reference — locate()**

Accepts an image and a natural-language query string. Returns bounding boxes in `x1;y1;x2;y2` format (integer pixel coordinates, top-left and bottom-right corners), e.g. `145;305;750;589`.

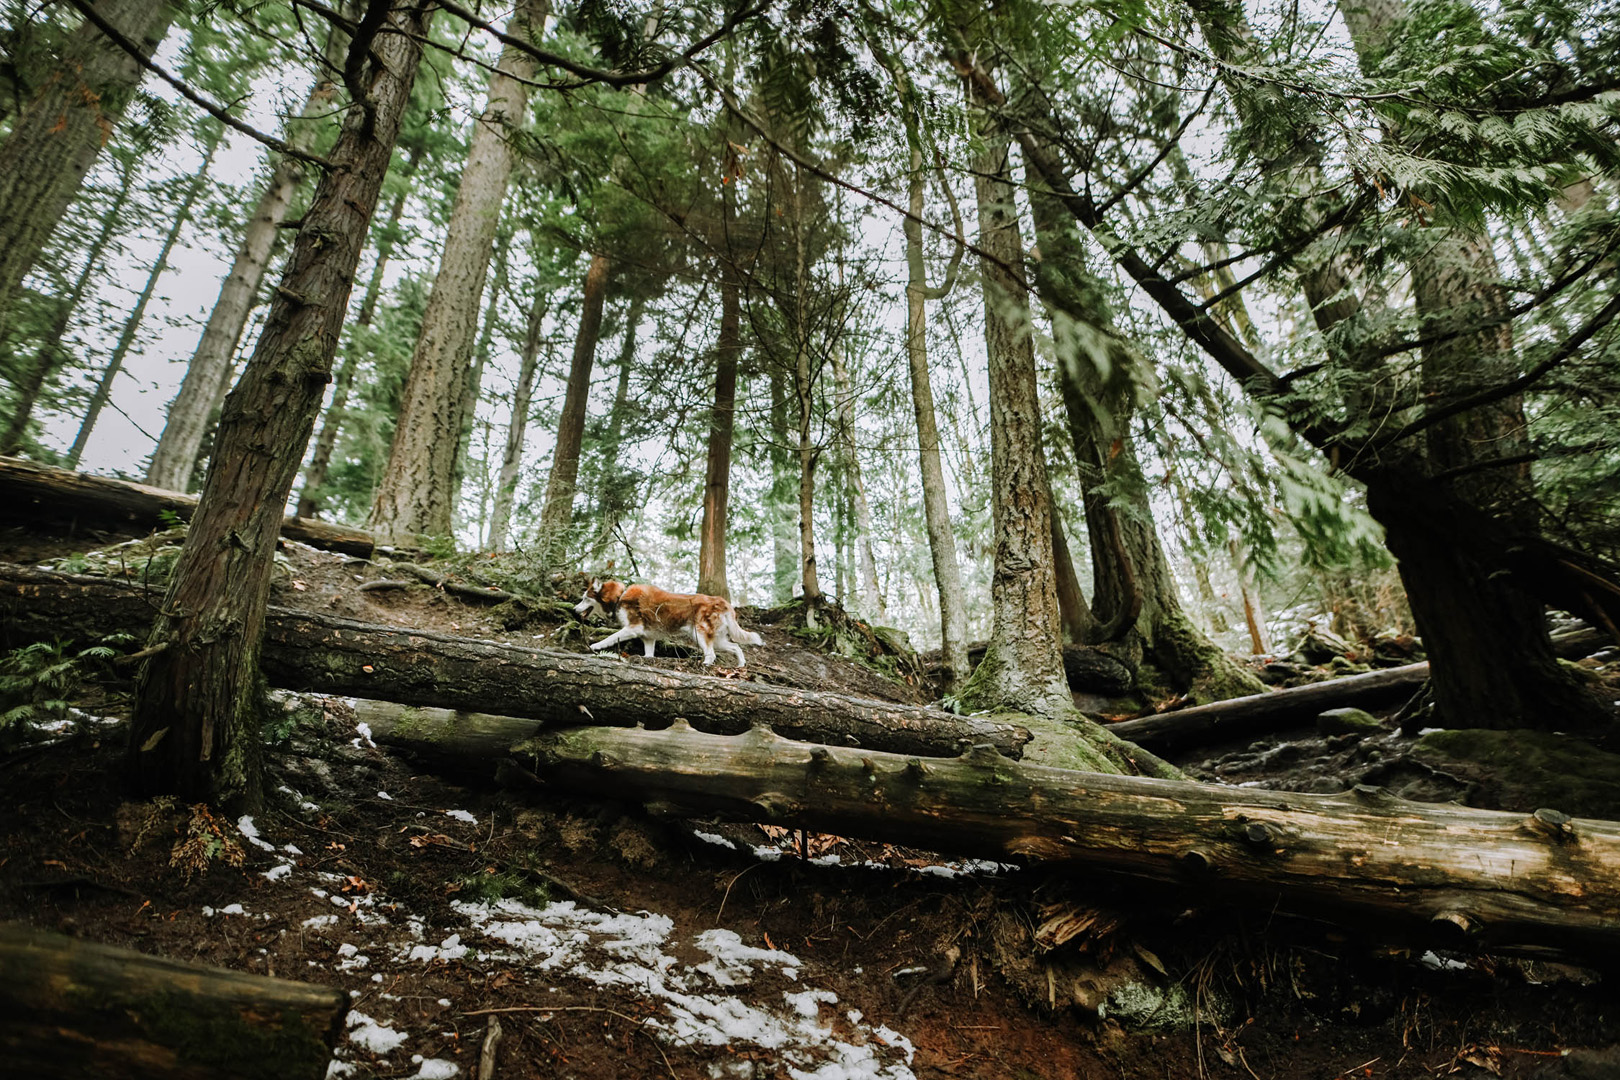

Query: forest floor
2;526;1619;1080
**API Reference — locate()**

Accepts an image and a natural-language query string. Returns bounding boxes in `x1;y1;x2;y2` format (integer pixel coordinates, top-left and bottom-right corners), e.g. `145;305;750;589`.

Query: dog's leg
591;627;636;652
642;636;657;658
722;639;747;666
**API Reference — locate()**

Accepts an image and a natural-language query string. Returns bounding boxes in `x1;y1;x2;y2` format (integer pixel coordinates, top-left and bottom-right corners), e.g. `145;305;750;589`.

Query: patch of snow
873;1026;915;1065
695;929;801;986
750;845;784;862
437;998;452;1007
262;863;295;882
352;722;378;749
203;903;246;917
444;809;477;825
303;914;339;929
346;1011;407;1053
1417;727;1444;736
237;816;277;851
1419;950;1470;972
410;1057;459;1079
336;943;369;971
785;990;838;1018
693;830;738;849
325;1062;357;1078
377;791;393;801
406;934;469;964
284;843;304;855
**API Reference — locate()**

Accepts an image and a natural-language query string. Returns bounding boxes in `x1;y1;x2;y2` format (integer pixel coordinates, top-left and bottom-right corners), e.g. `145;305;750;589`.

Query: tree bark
454;222;514;516
146;43;343;493
769;367;797;603
486;287;547;552
901;145;970;690
791;165;823;602
1050;507;1095;645
0;152;137;456
518;723;1620;961
831;345;884;621
956;82;1070;720
0;0;177;343
369;0;548;544
585;292;643;564
697;262;741;598
295;152;417;520
534;250;611;564
125;2;433;811
0;456;374;556
0;563;1034;760
0;921;347;1080
67;124;222;469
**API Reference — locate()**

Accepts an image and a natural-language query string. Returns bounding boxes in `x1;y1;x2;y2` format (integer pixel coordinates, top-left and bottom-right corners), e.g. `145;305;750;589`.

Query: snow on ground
236;804;917;1078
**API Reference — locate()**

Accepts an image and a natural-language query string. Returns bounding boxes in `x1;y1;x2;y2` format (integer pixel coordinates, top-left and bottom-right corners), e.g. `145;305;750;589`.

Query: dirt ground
2;524;1618;1080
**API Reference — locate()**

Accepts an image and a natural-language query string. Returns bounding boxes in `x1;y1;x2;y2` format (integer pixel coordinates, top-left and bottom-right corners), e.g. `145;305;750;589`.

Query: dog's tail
725;608;764;647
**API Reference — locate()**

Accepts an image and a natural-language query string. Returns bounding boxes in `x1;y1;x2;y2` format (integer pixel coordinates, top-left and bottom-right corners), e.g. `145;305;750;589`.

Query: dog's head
574;578;625;619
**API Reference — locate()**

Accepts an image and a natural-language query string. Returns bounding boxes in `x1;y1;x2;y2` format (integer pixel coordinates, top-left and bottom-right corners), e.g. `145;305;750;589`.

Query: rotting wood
0;564;1031;759
0;456;376;557
0;920;346;1080
518;723;1620;962
1109;624;1609;754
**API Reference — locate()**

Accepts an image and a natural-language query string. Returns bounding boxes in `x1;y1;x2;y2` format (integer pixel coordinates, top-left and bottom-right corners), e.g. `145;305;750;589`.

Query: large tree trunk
956;86;1070;721
454;222;514;519
0;152;137;456
67;124;222;469
295;152;418;520
534;251;611;565
368;0;547;544
790;165;823;602
901;145;970;690
0;0;177;343
146;44;343;493
0;563;1034;760
0;921;346;1080
519;722;1620;961
125;2;433;811
486;287;547;552
697;263;742;598
1050;503;1095;645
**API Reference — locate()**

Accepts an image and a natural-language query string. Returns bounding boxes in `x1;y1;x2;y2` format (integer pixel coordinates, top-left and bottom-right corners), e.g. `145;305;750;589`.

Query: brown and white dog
574;579;764;667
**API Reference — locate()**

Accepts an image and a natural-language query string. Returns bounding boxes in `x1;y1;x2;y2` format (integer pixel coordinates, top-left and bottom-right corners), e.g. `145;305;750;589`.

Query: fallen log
518;723;1620;961
0;456;375;558
1109;623;1610;754
0;921;346;1079
0;564;1030;759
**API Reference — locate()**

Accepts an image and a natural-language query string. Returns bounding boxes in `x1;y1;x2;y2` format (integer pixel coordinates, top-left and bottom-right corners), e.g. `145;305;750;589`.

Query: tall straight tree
697;249;743;597
487;279;548;552
0;150;138;456
68;123;224;469
128;1;434;810
369;0;548;543
954;89;1070;720
146;38;343;492
534;251;611;563
0;0;177;344
296;146;421;519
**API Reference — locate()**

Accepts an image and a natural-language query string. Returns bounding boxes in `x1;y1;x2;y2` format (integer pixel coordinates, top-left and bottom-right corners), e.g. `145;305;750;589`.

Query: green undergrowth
758;595;926;686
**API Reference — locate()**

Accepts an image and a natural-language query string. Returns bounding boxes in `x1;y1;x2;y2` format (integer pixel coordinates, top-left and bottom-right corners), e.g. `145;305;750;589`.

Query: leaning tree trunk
0;152;137;456
67;123;222;470
486;287;547;553
534;251;611;565
901;143;970;689
296;151;418;520
146;39;343;493
0;0;177;343
697;262;742;598
126;2;433;811
369;0;548;544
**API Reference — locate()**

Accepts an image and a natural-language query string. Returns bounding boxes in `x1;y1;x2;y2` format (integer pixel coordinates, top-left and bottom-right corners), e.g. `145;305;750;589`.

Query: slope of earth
0;522;1617;1079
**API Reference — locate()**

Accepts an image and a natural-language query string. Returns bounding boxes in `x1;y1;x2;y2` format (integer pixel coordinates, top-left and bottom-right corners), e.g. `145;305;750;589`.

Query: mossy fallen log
0;563;1031;759
517;724;1620;961
0;921;346;1079
0;455;375;557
